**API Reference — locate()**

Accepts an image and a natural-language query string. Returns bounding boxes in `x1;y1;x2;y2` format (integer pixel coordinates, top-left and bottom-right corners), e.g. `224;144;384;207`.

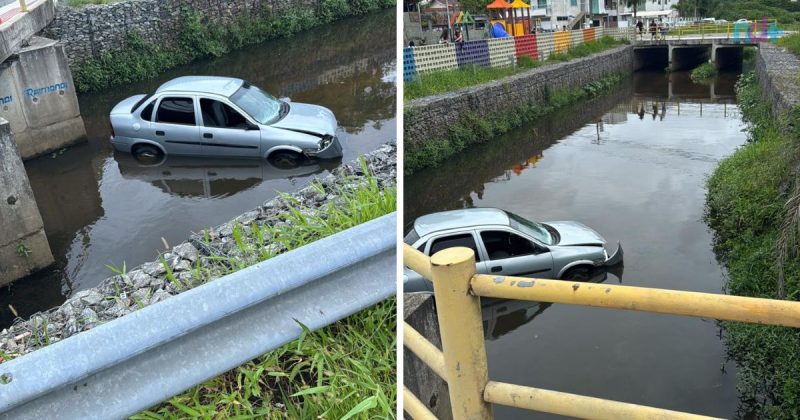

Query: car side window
480;231;544;260
200;99;250;129
416;241;427;253
140;100;156;121
156;97;196;126
429;233;481;262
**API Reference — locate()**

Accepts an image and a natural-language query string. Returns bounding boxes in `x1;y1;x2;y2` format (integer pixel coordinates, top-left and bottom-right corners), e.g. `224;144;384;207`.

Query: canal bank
705;42;800;415
404;45;633;174
0;143;395;356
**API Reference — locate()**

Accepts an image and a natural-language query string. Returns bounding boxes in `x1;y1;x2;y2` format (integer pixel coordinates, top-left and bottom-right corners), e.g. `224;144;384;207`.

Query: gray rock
80;308;99;325
150;289;172;305
75;290;104;306
130;270;155;289
141;261;166;277
173;243;199;262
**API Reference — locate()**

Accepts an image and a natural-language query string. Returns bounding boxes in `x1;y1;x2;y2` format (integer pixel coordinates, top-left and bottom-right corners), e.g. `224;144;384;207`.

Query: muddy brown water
406;71;746;417
1;10;396;328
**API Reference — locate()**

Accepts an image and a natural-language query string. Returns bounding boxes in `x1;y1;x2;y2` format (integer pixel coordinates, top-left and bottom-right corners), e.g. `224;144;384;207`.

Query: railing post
430;247;492;420
17;0;26;12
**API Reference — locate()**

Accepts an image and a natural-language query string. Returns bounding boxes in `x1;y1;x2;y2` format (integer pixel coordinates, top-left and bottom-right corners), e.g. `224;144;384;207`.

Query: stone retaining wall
404;45;635;152
42;0;317;65
0;143;396;357
755;42;800;116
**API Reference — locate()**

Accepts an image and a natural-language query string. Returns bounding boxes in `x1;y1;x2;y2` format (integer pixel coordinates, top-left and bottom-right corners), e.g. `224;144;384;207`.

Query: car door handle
203;133;213;139
155;130;165;136
491;266;503;273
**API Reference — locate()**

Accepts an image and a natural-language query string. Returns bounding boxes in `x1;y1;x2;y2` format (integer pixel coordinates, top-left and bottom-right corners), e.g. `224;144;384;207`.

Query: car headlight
318;135;333;150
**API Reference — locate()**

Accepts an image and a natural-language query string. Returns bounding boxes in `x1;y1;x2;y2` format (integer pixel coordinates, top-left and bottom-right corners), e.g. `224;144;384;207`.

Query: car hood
547;221;606;246
272;103;337;137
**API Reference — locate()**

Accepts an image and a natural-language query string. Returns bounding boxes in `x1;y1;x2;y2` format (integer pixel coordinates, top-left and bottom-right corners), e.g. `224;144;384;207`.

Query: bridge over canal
0;0;85;284
633;38;760;71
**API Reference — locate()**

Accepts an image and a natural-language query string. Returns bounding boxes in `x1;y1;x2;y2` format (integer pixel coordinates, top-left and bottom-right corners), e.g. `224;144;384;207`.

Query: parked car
735;19;752;24
403;208;623;292
109;76;342;167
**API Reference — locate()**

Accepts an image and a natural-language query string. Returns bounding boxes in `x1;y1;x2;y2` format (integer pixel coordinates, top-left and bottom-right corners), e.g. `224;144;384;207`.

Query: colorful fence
404;26;633;81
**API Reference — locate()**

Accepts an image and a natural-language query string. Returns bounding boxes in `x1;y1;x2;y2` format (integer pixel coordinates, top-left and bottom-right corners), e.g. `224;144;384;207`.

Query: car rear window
140;100;155;121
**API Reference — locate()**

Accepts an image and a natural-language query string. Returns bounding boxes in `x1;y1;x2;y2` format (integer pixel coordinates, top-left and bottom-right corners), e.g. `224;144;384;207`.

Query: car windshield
230;83;285;125
506;211;554;245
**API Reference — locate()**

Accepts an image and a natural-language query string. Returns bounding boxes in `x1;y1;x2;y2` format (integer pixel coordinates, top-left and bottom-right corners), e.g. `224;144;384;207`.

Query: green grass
73;0;394;92
778;32;800;56
404;36;625;101
405;73;625;174
706;71;800;416
690;63;718;83
125;159;398;418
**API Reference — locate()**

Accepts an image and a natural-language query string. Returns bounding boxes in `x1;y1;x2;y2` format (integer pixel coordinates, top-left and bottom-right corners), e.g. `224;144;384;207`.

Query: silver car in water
109;76;342;166
404;208;623;292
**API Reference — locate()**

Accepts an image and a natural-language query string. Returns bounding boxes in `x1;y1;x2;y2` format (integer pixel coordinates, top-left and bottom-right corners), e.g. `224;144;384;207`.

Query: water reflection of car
403;208;623;292
115;153;340;198
109;76;343;167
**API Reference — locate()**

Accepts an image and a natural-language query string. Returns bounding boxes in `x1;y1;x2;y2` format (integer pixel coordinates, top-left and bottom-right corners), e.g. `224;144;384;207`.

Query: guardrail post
17;0;26;12
430;247;492;420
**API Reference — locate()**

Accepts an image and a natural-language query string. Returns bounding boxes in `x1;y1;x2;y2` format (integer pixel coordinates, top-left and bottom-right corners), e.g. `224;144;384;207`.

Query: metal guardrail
402;244;800;419
0;212;396;419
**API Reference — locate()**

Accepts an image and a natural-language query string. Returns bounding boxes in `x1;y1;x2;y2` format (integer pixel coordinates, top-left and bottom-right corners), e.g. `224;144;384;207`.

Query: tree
626;0;645;20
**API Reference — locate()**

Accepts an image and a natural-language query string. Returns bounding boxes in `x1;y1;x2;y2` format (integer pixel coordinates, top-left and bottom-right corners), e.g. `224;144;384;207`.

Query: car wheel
269;151;301;169
132;144;164;164
562;266;592;281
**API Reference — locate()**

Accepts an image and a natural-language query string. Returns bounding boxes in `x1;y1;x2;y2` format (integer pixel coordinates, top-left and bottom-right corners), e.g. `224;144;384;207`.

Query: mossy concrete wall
0;119;54;285
756;42;800;116
404;45;635;153
42;0;319;65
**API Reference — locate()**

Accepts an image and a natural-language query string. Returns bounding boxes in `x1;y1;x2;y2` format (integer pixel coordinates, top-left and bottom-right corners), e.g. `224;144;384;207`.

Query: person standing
636;19;644;39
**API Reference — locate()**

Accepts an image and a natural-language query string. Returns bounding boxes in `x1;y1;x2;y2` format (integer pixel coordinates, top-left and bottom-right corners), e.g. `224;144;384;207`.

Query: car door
152;96;202;156
424;231;489;274
198;98;261;158
478;229;554;278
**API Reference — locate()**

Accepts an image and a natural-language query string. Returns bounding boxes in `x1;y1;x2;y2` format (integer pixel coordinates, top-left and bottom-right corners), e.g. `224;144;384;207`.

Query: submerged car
404;208;623;292
109;76;342;166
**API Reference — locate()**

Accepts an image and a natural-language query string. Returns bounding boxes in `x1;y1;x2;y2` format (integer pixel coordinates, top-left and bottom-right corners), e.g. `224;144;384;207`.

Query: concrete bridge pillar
0;119;54;285
0;36;86;160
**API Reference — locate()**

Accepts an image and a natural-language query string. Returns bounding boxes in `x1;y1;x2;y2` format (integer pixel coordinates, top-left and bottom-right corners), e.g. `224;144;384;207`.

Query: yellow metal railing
402;244;800;419
17;0;27;13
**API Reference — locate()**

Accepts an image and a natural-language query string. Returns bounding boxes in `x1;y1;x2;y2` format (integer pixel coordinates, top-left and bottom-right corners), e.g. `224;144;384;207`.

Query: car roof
413;208;510;238
155;76;244;97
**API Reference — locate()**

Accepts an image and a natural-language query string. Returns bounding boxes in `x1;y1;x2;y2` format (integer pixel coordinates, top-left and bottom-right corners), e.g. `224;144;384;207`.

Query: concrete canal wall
404;45;634;172
0;120;54;285
0;144;395;356
755;42;800;116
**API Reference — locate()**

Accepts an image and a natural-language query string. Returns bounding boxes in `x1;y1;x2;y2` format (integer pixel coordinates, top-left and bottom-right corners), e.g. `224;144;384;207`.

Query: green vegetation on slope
73;0;394;92
129;160;397;418
778;32;800;56
706;72;800;417
404;36;625;101
405;73;624;174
